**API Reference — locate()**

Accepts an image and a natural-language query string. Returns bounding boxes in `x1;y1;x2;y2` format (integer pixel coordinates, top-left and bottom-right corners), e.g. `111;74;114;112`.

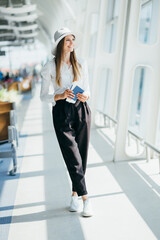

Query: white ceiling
33;0;85;50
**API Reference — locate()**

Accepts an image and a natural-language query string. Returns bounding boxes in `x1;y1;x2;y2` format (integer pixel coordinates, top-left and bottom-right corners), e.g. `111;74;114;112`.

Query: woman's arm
40;61;56;104
54;89;74;101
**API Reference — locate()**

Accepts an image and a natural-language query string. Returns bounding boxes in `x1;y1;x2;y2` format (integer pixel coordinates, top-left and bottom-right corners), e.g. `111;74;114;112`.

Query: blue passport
71;85;84;101
66;85;84;103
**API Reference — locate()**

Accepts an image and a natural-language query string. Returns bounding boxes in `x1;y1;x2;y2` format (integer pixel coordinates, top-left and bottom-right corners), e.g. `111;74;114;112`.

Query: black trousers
52;99;91;196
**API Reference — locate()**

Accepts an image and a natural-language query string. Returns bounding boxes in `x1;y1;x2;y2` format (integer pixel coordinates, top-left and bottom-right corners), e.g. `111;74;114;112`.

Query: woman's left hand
77;93;88;103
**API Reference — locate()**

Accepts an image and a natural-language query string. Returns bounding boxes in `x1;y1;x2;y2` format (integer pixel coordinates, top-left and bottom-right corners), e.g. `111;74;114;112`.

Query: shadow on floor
90;128;160;239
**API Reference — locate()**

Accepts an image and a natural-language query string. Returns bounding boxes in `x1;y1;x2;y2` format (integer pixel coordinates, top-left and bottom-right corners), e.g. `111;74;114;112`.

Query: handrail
128;129;143;141
98;110;117;124
96;110;160;154
144;141;160;155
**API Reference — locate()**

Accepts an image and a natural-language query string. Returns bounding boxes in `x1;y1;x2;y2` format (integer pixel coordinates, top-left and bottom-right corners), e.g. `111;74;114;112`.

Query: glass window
74;0;87;12
104;0;120;53
104;23;118;53
89;13;99;58
88;67;93;90
96;68;112;115
156;105;160;148
80;0;87;11
138;0;159;44
128;66;151;137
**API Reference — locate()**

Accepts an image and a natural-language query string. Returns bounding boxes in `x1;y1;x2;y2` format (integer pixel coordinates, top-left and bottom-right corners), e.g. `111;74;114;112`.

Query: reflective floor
0;83;160;240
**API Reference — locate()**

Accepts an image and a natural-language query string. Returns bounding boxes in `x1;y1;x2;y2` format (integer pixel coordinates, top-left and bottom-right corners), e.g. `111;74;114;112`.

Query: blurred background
0;0;160;239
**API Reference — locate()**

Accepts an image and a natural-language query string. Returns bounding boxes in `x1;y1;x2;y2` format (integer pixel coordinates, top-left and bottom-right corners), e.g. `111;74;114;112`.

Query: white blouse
40;56;90;106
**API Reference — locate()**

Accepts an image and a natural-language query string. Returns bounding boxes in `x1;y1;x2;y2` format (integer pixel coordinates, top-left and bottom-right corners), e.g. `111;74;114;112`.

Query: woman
40;27;93;217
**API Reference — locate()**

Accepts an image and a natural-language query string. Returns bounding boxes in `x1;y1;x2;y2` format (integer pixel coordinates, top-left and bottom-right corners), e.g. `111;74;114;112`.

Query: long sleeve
40;61;56;105
82;60;90;98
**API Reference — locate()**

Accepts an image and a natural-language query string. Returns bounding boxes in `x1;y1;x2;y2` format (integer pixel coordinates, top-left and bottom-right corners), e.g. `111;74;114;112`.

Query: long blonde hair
54;37;81;87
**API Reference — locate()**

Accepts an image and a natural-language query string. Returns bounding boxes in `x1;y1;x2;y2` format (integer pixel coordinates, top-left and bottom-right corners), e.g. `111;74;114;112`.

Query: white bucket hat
52;27;80;55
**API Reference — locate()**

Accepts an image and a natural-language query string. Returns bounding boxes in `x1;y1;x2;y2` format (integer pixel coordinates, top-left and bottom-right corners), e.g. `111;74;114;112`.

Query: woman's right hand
62;89;74;100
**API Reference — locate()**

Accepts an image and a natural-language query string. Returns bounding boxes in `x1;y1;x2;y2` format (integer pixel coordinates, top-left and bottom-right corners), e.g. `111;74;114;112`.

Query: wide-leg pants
52;99;91;196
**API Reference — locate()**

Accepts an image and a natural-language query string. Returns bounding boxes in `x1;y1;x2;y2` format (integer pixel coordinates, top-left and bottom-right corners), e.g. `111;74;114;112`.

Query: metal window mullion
141;0;152;8
107;16;118;25
109;24;114;52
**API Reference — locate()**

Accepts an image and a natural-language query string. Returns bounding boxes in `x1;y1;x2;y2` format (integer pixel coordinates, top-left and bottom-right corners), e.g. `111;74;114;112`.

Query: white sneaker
69;195;79;212
82;199;93;217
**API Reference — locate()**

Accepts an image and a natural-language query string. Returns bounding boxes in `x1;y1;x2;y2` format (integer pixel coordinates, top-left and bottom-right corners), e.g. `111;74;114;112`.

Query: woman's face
63;34;75;53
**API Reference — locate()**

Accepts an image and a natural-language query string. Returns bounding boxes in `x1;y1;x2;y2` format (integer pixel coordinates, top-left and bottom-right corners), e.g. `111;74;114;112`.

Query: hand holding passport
66;85;84;103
